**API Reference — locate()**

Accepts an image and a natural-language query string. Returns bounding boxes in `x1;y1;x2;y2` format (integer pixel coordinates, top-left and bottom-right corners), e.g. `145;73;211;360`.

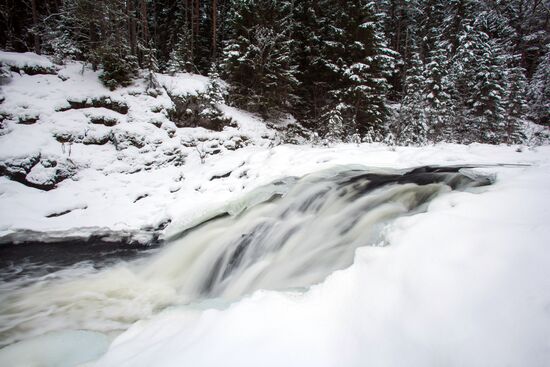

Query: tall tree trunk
31;0;40;54
128;0;137;56
185;0;195;62
152;0;158;49
212;0;217;58
140;0;149;44
189;0;194;61
194;0;200;36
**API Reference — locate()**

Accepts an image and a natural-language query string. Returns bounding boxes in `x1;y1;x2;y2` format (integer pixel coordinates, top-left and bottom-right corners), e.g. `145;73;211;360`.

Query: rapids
0;165;492;347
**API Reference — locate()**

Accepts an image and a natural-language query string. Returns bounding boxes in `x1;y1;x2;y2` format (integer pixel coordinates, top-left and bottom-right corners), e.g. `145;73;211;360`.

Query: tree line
1;0;548;144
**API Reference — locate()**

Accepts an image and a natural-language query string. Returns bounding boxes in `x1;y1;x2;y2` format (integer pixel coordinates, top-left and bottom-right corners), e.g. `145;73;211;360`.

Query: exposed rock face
58;97;129;115
166;92;231;131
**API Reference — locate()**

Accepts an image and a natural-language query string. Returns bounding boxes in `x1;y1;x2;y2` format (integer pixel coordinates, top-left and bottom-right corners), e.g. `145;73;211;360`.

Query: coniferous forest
1;0;548;145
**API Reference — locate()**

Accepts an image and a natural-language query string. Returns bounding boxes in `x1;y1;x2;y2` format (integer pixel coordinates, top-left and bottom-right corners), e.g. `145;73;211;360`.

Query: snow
0;330;109;367
0;54;273;242
0;50;54;70
156;72;209;96
90;151;550;367
1;52;549;366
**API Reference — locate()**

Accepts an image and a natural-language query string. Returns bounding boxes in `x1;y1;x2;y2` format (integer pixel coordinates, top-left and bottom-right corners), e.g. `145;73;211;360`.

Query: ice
0;330;109;367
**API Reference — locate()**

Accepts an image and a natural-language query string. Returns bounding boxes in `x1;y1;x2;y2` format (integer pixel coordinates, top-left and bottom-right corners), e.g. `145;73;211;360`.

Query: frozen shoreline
1;143;547;245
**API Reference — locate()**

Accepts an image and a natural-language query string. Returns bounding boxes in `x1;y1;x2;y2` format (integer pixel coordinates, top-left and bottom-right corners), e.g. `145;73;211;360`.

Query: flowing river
0;165;492;348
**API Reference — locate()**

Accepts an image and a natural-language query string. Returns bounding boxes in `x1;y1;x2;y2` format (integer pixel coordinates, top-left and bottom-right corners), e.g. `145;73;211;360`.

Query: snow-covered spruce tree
398;51;429;145
39;0;82;63
166;26;195;74
528;47;550;126
503;65;529;144
376;0;423;99
222;0;299;120
141;39;160;93
474;46;508;144
319;0;397;138
197;63;230;129
95;0;138;90
423;40;454;142
499;0;550;79
44;0;138;89
166;1;196;75
321;103;347;144
451;19;510;144
205;64;226;105
96;36;138;90
291;0;328;126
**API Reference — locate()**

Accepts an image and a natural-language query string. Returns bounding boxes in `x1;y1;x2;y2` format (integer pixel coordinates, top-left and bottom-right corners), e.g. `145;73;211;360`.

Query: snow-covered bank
0;139;548;244
0;51;274;243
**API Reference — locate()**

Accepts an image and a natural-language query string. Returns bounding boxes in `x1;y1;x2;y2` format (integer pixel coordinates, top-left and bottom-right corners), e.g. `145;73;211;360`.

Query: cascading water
0;165;492;347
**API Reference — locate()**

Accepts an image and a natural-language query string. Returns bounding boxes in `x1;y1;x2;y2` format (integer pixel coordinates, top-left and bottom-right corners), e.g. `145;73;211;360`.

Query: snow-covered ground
0;51;274;243
1;51;550;366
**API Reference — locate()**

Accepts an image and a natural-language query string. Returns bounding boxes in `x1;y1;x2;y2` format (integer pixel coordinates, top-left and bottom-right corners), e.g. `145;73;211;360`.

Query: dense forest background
1;0;548;145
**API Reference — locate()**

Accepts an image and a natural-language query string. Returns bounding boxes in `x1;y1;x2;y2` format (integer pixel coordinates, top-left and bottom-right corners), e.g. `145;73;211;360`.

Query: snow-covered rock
0;50;55;75
0;52;274;243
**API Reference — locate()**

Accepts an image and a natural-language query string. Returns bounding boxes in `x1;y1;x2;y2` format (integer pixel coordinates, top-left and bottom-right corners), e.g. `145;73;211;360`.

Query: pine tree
322;103;346;144
222;0;299;119
166;28;195;74
292;0;328;126
205;63;225;105
319;0;397;136
398;51;428;145
97;40;138;90
95;1;138;89
424;40;453;141
451;18;510;144
504;65;528;143
142;39;160;92
528;47;550;126
39;0;81;63
197;63;230;130
377;0;422;98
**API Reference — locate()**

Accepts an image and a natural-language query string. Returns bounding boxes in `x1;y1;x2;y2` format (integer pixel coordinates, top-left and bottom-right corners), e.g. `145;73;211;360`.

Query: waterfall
0;165;492;347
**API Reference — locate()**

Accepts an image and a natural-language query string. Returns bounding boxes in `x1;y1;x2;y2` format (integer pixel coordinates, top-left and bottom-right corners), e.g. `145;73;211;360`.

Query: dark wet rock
17;114;39;125
46;206;87;218
166;92;231;131
89;115;119;127
210;171;232;181
9;64;56;75
133;194;149;203
58;97;129;115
